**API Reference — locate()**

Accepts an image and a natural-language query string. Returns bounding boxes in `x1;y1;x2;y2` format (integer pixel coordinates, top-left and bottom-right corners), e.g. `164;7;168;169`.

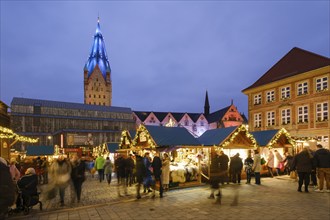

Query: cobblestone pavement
7;175;330;220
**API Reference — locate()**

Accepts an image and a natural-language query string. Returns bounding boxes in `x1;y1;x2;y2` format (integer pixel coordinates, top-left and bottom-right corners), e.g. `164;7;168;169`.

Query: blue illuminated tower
84;17;112;106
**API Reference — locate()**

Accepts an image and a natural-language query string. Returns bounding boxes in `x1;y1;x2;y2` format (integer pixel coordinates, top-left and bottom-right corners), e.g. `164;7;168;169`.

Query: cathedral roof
84;18;111;79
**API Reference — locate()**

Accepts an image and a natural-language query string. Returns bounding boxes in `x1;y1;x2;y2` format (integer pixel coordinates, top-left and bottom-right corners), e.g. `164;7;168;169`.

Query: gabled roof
153;112;168;122
198;126;237;146
187;113;202;122
84;18;111;79
206;106;230;123
11;97;132;113
171;112;185;122
251;130;279;147
26;145;54;156
144;125;200;146
243;47;330;92
133;111;151;121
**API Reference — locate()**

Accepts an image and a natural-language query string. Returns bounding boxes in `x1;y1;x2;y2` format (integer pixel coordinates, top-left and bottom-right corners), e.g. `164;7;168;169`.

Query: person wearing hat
16;167;38;209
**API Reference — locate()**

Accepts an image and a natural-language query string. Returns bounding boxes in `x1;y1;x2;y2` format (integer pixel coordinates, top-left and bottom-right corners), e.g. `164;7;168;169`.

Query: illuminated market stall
118;130;136;153
251;128;295;172
131;125;202;187
198;125;257;180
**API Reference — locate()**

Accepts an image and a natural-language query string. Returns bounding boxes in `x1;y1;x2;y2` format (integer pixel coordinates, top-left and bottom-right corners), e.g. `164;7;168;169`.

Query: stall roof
107;143;119;152
144;125;201;147
26;145;54;156
198;126;237;146
251;130;279;147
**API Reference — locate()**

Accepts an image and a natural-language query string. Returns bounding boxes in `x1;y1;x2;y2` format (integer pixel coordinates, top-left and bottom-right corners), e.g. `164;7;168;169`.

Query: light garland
220;125;257;148
0;125;39;143
119;130;133;149
268;128;295;148
132;124;156;149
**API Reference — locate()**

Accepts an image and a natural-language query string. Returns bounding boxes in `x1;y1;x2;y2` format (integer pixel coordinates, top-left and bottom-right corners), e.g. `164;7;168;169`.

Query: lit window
281;109;291;125
316;77;328;91
297;105;308;123
281;86;290;99
266;90;275;102
254;94;261;105
267;111;275;126
254;113;262;128
297;82;308;96
316;102;328;122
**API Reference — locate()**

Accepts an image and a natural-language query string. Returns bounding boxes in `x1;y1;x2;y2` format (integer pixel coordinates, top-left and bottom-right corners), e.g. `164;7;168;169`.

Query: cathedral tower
84;18;112;106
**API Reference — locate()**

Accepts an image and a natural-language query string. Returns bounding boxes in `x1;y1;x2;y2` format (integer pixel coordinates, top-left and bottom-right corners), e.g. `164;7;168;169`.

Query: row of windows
88;94;106;99
253;76;328;105
253;102;328;127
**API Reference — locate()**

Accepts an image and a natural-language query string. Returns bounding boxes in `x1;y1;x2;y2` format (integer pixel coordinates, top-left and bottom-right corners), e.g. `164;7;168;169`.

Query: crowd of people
0;144;329;217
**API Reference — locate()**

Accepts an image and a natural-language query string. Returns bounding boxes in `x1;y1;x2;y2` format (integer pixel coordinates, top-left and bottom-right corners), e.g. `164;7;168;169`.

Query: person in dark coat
208;151;222;204
135;153;146;199
143;152;153;193
151;152;163;198
229;153;243;184
0;157;15;218
218;151;229;185
115;154;127;197
283;152;294;175
126;154;135;187
292;147;313;192
71;155;85;203
16;167;38;208
244;151;254;184
313;144;330;192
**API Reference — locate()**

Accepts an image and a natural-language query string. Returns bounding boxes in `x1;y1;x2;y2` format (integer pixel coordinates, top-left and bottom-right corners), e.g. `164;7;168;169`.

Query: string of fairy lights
0;125;39;143
219;124;257;148
268;128;295;148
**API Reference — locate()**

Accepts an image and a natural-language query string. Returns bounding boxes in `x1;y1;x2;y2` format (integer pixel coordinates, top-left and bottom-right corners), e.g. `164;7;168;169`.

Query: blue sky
1;1;329;116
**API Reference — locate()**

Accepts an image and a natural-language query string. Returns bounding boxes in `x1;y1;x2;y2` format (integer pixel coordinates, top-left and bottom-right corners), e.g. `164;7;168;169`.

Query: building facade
84;18;112;106
242;47;330;148
10;98;135;150
133;91;247;137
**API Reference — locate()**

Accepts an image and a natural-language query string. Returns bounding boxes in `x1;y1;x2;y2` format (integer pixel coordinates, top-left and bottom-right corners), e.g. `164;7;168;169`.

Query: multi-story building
10;97;135;151
84;18;112;106
242;47;330;148
133;91;247;137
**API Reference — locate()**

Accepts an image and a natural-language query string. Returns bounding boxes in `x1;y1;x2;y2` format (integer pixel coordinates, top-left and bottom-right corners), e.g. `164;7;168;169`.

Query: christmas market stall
131;125;202;187
251;128;295;174
118;130;136;154
198;125;257;181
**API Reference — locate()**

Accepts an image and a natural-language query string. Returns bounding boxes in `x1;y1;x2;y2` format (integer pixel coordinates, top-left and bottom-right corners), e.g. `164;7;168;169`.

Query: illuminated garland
119;130;132;149
268;128;295;148
0;125;39;143
220;124;257;148
132;124;156;149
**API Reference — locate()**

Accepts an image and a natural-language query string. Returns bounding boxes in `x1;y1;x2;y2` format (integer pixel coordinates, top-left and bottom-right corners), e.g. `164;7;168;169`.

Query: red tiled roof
242;47;330;92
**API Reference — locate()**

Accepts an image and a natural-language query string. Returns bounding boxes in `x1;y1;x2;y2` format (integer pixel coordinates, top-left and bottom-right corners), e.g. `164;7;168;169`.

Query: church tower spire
84;17;112;106
204;90;210;116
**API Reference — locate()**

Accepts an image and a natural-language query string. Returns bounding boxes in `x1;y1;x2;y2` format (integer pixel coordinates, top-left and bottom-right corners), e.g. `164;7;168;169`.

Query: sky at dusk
1;1;329;116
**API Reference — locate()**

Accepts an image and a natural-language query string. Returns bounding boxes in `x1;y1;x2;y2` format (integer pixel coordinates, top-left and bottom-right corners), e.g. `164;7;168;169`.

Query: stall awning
26;145;54;156
198;126;237;146
107;143;119;152
251;130;279;147
144;125;201;147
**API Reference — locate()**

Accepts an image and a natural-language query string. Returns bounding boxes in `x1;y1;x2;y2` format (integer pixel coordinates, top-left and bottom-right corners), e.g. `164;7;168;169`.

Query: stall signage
139;131;147;142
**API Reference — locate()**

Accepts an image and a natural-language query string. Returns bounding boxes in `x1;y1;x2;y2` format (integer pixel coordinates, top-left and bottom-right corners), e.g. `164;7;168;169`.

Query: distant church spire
204;90;210;116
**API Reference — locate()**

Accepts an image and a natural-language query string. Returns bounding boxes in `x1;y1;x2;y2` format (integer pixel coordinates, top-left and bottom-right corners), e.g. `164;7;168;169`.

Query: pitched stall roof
135;125;201;148
251;129;294;148
119;130;136;149
198;126;237;146
26;145;54;156
243;47;330;92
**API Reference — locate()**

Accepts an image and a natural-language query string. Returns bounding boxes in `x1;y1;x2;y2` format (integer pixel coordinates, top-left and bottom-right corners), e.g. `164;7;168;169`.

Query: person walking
292;147;313;193
94;155;105;183
71;155;85;203
267;150;275;177
252;149;262;185
135;153;146;199
151;152;163;198
104;157;113;185
126;154;135;187
218;151;229;185
229;153;243;184
143;152;153;193
244;151;254;184
208;151;222;204
48;155;72;206
283;152;294;175
162;153;170;191
313;144;330;192
274;150;283;176
115;154;128;197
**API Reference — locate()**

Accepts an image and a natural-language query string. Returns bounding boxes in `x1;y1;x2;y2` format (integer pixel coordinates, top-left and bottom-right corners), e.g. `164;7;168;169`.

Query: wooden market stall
251;128;295;174
131;124;203;188
198;125;257;181
118;130;136;153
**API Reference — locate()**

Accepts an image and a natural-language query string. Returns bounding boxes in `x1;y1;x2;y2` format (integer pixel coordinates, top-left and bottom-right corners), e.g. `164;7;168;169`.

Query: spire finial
97;15;100;23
